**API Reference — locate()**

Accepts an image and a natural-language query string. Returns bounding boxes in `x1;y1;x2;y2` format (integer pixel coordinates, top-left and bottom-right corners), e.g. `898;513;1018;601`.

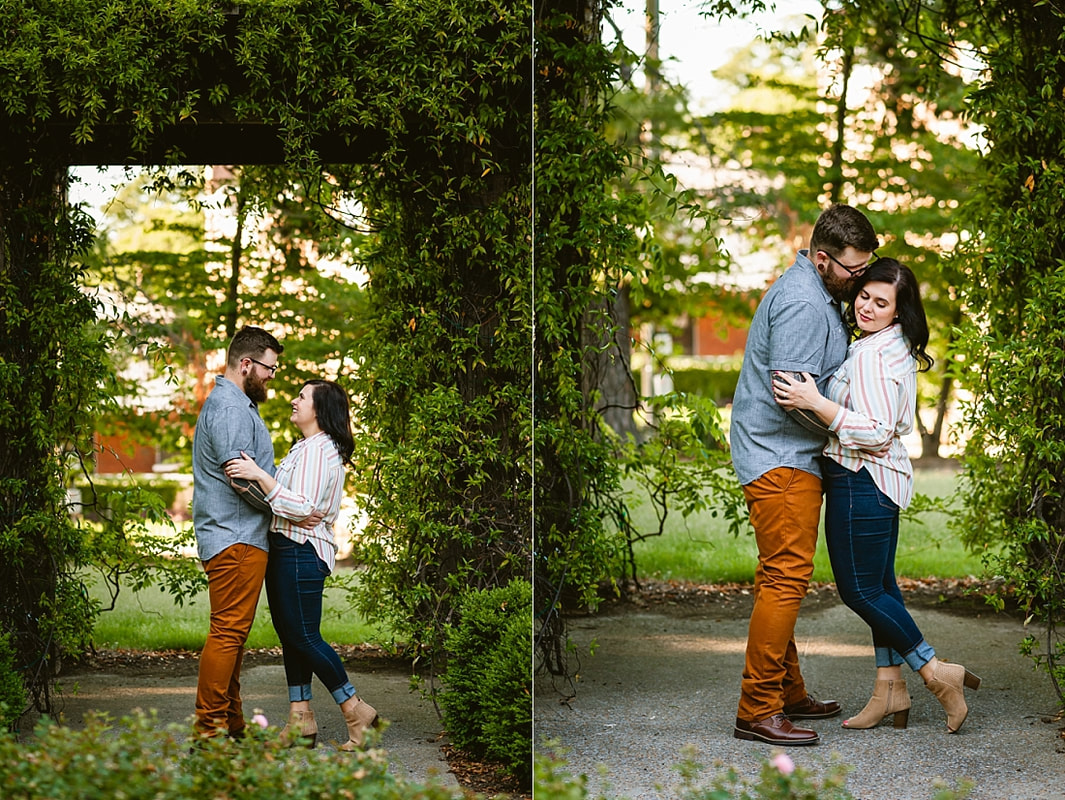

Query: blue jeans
823;460;935;673
266;533;357;704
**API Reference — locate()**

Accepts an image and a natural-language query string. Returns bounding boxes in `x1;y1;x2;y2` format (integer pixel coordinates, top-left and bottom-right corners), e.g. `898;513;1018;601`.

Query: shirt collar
854;322;902;348
214;375;256;408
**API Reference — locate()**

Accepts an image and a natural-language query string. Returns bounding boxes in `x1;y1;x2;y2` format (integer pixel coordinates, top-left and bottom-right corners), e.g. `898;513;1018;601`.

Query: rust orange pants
736;467;822;723
194;543;268;736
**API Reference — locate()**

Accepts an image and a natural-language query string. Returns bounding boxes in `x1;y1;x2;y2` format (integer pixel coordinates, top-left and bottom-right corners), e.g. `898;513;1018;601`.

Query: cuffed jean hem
903;639;936;673
874;640;935;672
874;646;905;669
330;681;357;705
288;683;313;703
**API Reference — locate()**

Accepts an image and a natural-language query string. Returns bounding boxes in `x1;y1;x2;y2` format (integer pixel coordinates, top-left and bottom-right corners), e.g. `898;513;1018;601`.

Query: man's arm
778;372;835;436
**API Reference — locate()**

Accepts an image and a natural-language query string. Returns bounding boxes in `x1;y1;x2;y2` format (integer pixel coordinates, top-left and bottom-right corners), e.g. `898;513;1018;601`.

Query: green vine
2;3;532;757
952;1;1065;706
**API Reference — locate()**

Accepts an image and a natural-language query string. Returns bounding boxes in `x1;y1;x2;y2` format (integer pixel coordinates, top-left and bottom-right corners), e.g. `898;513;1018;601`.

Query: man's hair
809;204;879;256
226;326;283;369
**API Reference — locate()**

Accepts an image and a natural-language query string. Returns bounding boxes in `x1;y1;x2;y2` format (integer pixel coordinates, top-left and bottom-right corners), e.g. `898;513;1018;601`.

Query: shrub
0;633;26;731
533;746;974;800
0;710;460;799
440;578;532;785
75;477;183;518
666;360;743;406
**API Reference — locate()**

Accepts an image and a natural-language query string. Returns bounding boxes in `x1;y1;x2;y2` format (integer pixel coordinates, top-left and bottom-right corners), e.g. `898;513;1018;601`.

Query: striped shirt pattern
824;324;917;509
264;431;346;572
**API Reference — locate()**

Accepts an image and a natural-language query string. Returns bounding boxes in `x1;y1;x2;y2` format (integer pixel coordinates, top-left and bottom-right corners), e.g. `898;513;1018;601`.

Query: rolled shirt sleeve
265;439;330;522
828;348;899;453
214;406;277;475
265;432;346;573
768;300;832;380
822;325;918;509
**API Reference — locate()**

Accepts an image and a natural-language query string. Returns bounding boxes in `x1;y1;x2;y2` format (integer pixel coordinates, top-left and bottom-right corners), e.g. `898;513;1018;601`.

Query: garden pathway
535;585;1065;799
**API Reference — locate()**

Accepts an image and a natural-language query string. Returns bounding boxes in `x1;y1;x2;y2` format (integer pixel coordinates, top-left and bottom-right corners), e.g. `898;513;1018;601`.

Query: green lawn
88;568;387;651
88;470;979;650
627;468;984;584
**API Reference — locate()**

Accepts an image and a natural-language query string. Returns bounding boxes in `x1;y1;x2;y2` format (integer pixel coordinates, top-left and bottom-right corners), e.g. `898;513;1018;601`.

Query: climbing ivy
950;1;1065;707
1;1;532;753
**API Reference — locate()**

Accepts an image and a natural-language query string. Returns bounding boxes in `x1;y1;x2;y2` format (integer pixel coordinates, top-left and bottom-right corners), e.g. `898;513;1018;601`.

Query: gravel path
535;594;1065;799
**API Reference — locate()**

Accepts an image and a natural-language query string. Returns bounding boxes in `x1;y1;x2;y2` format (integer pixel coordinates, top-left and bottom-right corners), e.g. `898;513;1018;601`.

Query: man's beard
821;268;852;303
243;372;268;404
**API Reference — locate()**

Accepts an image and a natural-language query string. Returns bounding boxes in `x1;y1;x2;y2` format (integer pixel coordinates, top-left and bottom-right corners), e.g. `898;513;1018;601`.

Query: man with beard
191;325;285;739
729;204;880;746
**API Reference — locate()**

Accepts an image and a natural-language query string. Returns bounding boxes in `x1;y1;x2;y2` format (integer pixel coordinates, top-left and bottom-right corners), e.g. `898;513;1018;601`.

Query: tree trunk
917;309;961;461
224;192;245;340
582;287;638;442
828;47;853;203
0;152;70;715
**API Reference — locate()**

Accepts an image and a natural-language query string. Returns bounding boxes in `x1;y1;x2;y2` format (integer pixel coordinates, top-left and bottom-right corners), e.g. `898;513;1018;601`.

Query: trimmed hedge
440;579;532;784
668;362;742;406
0;633;27;731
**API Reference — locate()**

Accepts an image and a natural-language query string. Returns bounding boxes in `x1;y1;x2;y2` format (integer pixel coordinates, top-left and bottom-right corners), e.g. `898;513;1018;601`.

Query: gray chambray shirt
191;376;276;562
729;250;849;486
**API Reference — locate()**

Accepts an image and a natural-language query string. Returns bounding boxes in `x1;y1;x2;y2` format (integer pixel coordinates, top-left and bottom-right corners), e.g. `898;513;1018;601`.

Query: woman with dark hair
225;379;377;750
773;258;980;734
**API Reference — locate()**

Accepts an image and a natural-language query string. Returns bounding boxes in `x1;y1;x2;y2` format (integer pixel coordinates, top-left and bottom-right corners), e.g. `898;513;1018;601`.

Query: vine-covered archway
1;0;532;725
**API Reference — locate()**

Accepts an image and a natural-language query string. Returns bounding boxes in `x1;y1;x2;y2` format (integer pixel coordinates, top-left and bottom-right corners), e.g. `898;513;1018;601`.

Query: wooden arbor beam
45;122;386;167
7;5;386;169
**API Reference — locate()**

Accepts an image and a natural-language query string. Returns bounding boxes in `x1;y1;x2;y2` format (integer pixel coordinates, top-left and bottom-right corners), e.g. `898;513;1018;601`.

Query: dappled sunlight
797;640;875;658
629;633;749;654
631;633;872;657
56;686;195;702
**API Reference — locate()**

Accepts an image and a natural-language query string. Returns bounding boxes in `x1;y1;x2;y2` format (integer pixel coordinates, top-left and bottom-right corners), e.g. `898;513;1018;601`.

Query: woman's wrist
813;396;837;425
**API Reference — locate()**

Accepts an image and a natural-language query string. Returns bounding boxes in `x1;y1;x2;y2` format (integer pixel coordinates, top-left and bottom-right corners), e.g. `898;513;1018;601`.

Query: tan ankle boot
280;709;317;748
842;679;911;730
338;697;379;750
924;660;981;733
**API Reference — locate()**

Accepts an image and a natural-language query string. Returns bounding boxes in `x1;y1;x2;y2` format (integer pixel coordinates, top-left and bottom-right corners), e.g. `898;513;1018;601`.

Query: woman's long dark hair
305;380;354;464
844;257;934;373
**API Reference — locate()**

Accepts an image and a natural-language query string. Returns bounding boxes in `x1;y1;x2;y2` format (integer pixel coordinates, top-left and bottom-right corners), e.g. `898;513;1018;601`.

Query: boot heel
280;709;318;749
925;661;972;733
339;697;379;750
841;679;910;730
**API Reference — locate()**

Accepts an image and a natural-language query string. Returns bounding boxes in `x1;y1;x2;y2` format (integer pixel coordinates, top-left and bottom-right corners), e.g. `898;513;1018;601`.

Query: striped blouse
263;431;346;572
823;324;917;509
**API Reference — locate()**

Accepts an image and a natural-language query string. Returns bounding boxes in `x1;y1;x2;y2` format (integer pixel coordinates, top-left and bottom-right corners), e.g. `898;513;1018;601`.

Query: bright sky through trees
609;0;821;112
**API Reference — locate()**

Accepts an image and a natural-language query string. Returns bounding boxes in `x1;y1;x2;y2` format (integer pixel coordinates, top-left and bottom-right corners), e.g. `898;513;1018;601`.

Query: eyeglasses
247;357;279;375
820;250;878;277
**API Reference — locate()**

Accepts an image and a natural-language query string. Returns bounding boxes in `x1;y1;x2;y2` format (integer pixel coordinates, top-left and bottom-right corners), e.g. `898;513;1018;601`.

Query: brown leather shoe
734;714;820;745
783;694;841;720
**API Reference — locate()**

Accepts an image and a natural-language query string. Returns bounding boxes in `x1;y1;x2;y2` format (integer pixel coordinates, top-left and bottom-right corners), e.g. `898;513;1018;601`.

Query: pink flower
251;714;269;729
771;752;795;776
